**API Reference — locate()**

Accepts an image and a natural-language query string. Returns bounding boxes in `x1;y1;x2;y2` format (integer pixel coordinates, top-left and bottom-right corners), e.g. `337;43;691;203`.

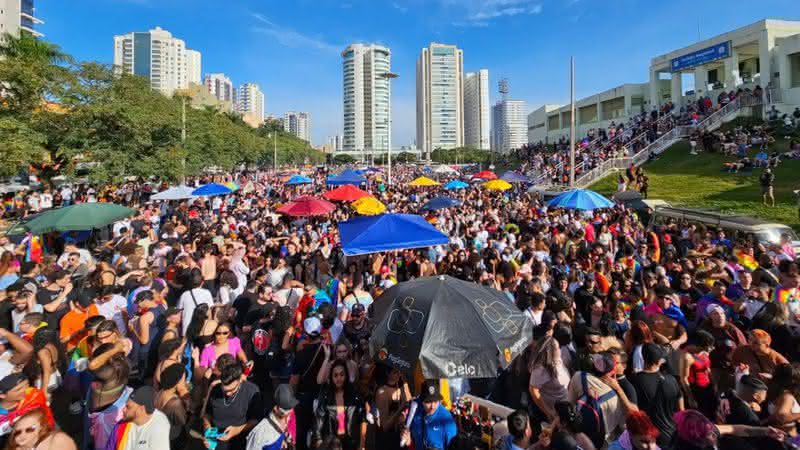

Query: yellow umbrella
408;176;440;187
352;196;386;215
483;179;513;191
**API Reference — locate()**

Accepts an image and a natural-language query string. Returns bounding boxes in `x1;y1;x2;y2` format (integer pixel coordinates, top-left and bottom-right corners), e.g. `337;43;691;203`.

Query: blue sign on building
671;41;731;72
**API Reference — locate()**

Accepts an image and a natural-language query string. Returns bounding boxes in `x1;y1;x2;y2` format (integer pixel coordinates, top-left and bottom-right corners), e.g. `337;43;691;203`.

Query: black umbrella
369;275;533;379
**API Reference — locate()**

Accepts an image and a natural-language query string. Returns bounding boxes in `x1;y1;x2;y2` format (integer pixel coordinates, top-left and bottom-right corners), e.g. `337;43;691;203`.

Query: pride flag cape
105;422;132;450
21;233;42;263
733;248;758;272
775;286;796;304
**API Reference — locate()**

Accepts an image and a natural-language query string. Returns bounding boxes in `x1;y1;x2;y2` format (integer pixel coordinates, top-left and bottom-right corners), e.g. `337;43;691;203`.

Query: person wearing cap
289;316;324;450
246;384;297;450
116;386;171;450
731;329;788;382
59;290;99;352
700;303;747;392
403;380;457;450
155;363;191;448
630;343;684;449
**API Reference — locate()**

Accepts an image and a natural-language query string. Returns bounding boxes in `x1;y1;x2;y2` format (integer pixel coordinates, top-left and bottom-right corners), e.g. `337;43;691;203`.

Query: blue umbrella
443;180;469;190
547;189;614;210
327;170;366;186
286;175;312;185
191;183;233;196
339;213;449;256
420;196;462;211
500;171;532;183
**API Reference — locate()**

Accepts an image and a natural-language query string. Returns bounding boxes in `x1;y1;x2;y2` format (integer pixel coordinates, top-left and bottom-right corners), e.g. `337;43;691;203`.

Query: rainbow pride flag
22;234;42;263
734;248;758;272
775;287;795;304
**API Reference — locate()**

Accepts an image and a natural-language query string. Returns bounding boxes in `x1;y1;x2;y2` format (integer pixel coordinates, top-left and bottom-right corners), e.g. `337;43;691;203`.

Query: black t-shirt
724;393;761;426
231;292;257;329
631;371;682;448
292;341;324;399
206;381;262;450
617;375;638;405
36;288;69;329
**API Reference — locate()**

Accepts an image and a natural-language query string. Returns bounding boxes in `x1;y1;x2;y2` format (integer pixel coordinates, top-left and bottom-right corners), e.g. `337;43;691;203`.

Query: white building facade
417;43;464;159
341;43;392;158
649;19;800;112
464;69;490;150
185;49;202;85
205;73;235;104
492;100;528;153
0;0;43;38
237;83;265;121
284;111;311;143
113;27;197;96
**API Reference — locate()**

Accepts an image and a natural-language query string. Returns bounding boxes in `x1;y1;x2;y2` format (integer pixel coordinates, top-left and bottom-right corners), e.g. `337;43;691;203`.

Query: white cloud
250;13;342;54
391;2;408;13
441;0;543;26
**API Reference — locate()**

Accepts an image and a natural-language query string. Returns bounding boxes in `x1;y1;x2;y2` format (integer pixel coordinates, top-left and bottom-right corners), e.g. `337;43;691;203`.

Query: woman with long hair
198;322;248;373
311;360;367;450
678;330;716;419
528;336;570;423
374;367;410;450
624;320;654;374
552;401;596;450
767;363;800;444
28;328;65;402
317;342;359;385
6;408;76;450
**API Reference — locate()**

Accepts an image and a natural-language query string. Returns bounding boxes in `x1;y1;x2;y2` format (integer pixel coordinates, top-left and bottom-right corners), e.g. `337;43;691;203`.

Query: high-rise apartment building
113;27;198;96
237;83;265;120
341;43;392;157
492;100;528;153
205;73;236;105
284;111;311;143
0;0;43;37
327;135;343;153
463;69;490;150
186;49;202;85
416;43;464;159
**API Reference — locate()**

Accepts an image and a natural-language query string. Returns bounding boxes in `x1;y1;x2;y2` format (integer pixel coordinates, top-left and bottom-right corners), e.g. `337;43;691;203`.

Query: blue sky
38;0;797;146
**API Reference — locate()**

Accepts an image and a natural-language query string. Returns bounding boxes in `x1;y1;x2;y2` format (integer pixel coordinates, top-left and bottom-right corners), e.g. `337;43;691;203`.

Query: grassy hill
589;133;800;231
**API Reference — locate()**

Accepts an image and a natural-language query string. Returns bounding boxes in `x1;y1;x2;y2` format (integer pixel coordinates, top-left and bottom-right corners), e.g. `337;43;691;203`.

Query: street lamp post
268;132;277;173
380;72;398;185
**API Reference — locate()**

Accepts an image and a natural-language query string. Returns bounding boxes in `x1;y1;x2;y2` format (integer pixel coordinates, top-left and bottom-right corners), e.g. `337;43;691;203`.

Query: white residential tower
416;43;464;159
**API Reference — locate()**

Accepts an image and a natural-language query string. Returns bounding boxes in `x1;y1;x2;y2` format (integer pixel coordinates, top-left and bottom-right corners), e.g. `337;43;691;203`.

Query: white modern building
341;43;393;158
0;0;43;37
205;73;236;105
113;27;198;96
649;19;800;111
492;100;528;153
327;135;343;153
464;69;490;150
186;49;202;85
284;111;311;143
527;83;648;144
417;43;464;159
237;83;265;121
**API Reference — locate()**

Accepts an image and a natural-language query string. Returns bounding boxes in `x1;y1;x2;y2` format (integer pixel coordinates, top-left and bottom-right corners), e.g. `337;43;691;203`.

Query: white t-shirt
178;287;214;334
122;409;172;450
96;294;129;337
12;305;43;333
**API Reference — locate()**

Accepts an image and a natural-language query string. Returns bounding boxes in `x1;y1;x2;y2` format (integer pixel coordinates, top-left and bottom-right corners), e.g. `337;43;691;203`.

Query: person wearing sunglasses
8;407;76;450
199;322;249;372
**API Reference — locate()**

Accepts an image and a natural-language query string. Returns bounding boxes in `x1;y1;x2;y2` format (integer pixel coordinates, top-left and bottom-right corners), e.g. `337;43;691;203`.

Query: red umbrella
276;196;336;217
323;184;370;202
473;170;497;180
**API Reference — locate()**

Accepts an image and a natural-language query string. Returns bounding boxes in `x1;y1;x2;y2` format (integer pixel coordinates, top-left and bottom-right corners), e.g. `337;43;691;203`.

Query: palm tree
0;32;71;64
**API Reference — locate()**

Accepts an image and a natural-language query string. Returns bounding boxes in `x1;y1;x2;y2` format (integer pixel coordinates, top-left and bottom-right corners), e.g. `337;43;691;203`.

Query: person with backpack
630;343;683;450
567;352;636;449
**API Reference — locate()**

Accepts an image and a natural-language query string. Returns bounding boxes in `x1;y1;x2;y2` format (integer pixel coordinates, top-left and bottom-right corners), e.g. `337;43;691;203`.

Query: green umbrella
18;203;136;234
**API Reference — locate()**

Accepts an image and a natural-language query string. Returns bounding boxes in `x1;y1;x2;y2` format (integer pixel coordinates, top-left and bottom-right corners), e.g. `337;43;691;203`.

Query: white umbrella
151;185;197;201
433;165;458;174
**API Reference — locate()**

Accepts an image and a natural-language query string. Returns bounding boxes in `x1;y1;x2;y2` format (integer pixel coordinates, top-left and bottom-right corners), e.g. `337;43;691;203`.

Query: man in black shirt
631;343;683;450
290;317;325;450
35;270;73;329
203;363;262;450
720;375;786;450
232;281;261;332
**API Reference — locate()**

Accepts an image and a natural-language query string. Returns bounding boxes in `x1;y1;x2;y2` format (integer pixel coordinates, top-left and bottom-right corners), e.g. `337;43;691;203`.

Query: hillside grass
589;135;800;231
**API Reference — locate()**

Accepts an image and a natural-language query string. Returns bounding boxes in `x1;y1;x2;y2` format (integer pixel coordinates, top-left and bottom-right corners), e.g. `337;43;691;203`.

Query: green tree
334;154;356;164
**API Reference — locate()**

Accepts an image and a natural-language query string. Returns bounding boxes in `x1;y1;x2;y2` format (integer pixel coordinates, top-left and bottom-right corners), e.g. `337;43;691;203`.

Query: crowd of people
0;156;798;450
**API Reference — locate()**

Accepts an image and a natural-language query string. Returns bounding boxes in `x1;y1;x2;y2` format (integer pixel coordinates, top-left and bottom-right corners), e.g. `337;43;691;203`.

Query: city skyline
33;0;800;146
